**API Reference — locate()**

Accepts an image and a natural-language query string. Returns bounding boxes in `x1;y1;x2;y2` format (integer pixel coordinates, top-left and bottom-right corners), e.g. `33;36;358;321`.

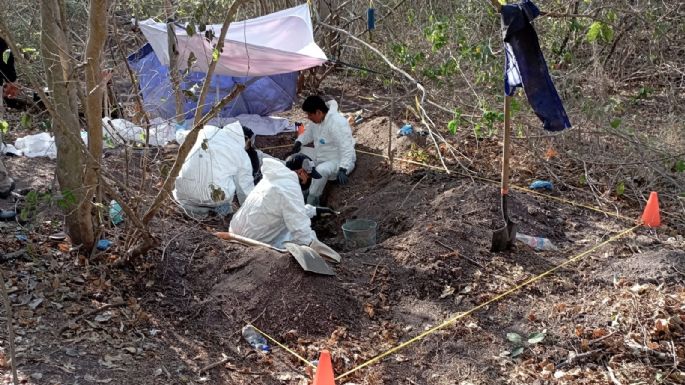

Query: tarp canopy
130;4;327;123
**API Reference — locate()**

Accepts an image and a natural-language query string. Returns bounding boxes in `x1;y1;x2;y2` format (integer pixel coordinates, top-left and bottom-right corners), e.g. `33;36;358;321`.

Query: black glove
289;141;302;156
336;168;348;185
315;207;335;216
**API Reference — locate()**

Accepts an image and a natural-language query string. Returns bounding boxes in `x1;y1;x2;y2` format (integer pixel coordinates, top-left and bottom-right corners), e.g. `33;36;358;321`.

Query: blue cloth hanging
501;0;571;132
367;8;376;30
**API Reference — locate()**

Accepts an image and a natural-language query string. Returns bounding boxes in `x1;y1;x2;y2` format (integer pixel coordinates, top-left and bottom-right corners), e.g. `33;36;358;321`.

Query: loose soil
0;85;683;385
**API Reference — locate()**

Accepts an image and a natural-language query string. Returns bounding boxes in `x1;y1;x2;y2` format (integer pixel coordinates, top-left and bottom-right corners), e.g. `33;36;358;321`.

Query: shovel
215;232;335;276
491;95;517;252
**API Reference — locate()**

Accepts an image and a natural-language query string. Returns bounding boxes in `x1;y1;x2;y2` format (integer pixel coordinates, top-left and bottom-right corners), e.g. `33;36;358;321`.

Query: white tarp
139;4;327;77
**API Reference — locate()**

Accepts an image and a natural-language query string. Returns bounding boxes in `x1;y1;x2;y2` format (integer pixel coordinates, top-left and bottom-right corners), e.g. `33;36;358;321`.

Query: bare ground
0;90;684;385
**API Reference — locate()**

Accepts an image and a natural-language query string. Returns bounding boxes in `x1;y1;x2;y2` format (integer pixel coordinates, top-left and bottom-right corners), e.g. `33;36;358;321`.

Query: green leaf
2;49;9;64
212;48;219;62
0;120;8;134
609;118;621;129
20;114;32;129
527;332;546;344
510;346;524;358
447;120;458;135
579;175;587;186
185;23;195;36
586;21;614;43
615;181;625;196
506;332;522;344
199;23;207;32
674;160;685;173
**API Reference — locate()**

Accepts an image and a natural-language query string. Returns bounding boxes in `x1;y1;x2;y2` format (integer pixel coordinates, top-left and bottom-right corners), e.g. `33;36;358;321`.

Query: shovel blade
284;243;335;276
491;220;517;252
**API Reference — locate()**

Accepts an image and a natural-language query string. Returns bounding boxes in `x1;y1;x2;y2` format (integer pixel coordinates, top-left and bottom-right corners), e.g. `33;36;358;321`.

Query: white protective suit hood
229;158;316;248
173;122;254;206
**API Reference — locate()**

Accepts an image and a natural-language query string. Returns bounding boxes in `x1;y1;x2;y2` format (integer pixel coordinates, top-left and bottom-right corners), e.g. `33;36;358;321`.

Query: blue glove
397;124;413;137
337;168;348;185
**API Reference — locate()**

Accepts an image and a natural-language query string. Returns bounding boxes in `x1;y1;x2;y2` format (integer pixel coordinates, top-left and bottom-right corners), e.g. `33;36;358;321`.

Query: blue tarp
128;43;298;120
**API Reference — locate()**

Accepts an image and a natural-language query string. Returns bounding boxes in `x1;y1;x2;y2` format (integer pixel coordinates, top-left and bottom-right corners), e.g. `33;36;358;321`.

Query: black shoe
0;180;16;199
0;209;17;221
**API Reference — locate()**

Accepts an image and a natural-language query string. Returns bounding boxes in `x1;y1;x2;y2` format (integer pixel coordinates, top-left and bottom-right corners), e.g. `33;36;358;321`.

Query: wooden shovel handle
214;232;285;252
501;95;512;196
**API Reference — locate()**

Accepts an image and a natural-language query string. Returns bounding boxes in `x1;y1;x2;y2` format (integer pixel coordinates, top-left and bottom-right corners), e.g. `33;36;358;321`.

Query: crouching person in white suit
229;156;327;248
288;96;356;206
173;122;254;219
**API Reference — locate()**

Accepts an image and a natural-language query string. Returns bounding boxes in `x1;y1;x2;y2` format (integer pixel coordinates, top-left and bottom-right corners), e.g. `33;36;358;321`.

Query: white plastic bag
14;132;57;159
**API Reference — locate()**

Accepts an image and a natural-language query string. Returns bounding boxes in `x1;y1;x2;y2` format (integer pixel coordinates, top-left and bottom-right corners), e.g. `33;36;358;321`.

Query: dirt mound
352;116;425;157
190;241;364;337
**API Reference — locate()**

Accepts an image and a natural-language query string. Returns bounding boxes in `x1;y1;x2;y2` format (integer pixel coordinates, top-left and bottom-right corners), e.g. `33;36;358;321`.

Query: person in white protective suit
173;122;254;219
229;155;338;248
288;95;356;206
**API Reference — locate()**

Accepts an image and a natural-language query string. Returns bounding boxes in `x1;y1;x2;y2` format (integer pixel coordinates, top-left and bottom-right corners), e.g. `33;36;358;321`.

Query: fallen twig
0;268;19;385
0;249;28;263
626;340;675;362
606;365;623;385
435;240;484;268
58;301;127;336
199;355;268;375
370;263;381;284
557;349;603;368
200;356;231;373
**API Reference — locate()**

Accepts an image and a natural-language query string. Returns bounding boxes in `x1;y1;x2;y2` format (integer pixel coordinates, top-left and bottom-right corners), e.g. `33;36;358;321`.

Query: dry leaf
95;312;112;322
440;285;455;298
527;313;537;322
364;303;375;318
591;328;608;339
575;325;584;337
655;318;670;333
544;146;558;160
553;303;567;313
580;339;590;351
647;342;660;350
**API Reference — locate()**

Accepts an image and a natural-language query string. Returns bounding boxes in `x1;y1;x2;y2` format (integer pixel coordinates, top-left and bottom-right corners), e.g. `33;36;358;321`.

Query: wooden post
388;76;394;167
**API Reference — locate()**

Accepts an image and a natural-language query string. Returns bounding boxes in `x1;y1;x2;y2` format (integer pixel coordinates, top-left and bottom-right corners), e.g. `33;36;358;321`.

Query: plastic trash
96;239;112;251
516;233;558;251
241;325;270;353
14;132;57;159
529;180;553;191
109;200;124;225
15;234;28;242
397;124;413;137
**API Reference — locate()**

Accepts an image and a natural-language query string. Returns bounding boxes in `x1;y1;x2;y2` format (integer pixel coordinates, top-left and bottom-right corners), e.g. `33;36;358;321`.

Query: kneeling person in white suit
229;156;327;248
289;95;356;206
173;122;254;219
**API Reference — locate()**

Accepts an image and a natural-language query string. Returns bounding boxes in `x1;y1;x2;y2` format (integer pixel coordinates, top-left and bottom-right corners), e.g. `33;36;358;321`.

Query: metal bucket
342;219;377;249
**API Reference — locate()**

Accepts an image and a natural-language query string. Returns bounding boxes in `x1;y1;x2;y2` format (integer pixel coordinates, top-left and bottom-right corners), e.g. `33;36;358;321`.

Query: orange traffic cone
311;350;335;385
641;191;661;228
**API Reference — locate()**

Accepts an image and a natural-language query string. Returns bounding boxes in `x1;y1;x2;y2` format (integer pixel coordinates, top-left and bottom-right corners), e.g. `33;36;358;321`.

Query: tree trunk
83;0;108;230
41;0;95;250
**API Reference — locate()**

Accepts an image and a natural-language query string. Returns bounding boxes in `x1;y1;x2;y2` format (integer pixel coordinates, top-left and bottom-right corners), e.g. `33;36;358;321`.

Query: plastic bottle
515;233;558;251
241;325;271;353
109;200;124;225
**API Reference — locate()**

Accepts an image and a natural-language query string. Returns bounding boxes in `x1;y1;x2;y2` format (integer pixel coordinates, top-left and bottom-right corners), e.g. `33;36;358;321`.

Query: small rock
635;235;656;246
31;373;43;380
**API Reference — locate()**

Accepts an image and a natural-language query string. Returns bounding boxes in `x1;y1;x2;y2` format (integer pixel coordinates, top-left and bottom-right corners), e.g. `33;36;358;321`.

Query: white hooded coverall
297;100;356;202
173;122;254;215
229;158;317;248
